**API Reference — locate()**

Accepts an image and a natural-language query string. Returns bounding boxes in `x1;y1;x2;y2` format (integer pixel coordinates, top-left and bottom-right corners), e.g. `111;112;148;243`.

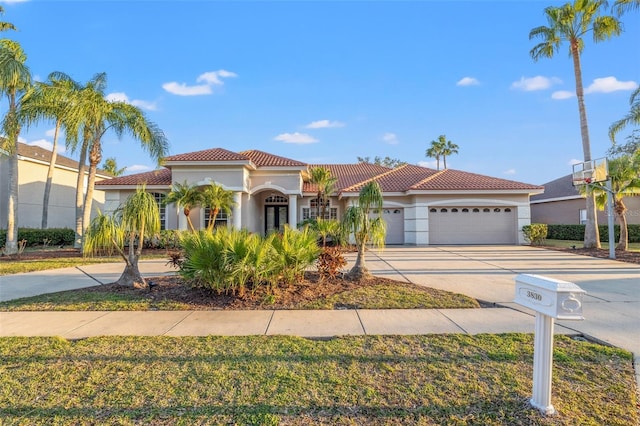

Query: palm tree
529;0;622;249
101;157;126;176
164;181;203;232
341;181;386;279
84;185;160;287
613;0;640;14
440;136;459;169
588;155;640;251
201;182;235;231
308;166;337;219
0;40;31;255
609;87;640;142
0;6;15;32
18;73;82;228
426;135;458;170
425;144;442;170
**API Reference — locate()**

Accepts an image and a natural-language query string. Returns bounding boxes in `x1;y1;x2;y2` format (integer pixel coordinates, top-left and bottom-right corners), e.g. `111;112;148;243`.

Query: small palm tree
529;0;622;248
341;181;386;280
609;87;640;142
308;166;337;219
201;182;235;231
83;185;160;288
164;181;203;232
102;157;126;176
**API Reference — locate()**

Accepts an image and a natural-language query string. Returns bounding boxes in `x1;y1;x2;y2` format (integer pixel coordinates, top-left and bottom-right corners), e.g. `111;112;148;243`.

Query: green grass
542;239;640;251
0;253;169;275
0;334;635;425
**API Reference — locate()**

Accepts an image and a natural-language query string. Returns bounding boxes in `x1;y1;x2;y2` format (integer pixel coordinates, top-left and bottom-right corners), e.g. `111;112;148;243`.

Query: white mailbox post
514;274;586;415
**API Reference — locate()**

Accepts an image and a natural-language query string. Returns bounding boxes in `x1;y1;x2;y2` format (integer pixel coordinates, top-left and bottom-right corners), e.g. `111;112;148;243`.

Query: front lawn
0;334;635;425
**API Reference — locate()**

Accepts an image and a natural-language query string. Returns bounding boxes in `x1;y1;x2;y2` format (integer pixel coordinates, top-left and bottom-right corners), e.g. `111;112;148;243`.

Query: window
152;193;166;230
462;208;469;213
440;208;448;213
303;198;337;220
473;208;480;213
204;208;229;229
494;208;501;212
430;208;437;213
579;209;587;225
265;195;288;204
483;208;490;213
451;208;458;213
504;208;512;213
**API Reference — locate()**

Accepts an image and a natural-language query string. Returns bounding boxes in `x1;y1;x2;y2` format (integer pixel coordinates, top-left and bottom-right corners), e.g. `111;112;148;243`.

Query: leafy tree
164;181;203;232
584;155;640;250
609;130;640;157
341;181;386;279
356;156;407;168
308;166;337;220
19;73;82;228
101;157;126;176
426;135;458;170
529;0;622;248
83;186;160;288
201;182;235;231
609;87;640;142
0;39;31;255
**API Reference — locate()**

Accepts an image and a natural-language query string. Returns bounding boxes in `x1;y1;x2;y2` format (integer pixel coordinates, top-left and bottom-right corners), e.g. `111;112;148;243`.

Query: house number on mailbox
527;290;542;301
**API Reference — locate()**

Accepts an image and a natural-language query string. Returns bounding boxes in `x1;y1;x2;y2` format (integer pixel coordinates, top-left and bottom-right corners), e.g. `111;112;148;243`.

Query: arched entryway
264;194;289;234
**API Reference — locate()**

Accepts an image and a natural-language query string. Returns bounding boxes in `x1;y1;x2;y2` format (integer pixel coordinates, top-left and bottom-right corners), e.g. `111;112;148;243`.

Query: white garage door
429;207;516;244
383;208;404;244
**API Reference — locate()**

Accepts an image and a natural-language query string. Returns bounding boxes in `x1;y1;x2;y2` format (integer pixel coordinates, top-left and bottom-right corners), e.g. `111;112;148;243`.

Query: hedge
0;228;75;247
546;224;640;243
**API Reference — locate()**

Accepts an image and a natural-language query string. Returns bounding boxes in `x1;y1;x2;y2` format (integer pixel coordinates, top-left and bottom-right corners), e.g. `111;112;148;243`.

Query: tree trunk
82;139;101;239
115;236;146;288
41;121;61;229
184;208;195;232
571;39;600;249
615;199;628;251
4;151;19;255
348;242;370;280
74;134;89;248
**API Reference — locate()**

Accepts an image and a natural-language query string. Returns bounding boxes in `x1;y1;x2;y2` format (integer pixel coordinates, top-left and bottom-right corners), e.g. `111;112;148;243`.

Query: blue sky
4;0;640;185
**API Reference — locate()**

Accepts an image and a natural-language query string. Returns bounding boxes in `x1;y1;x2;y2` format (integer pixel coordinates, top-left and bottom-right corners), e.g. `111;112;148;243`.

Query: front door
265;205;288;234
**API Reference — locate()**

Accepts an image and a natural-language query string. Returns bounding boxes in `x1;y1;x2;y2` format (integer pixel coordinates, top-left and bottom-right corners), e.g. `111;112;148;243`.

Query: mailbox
514;274;585;320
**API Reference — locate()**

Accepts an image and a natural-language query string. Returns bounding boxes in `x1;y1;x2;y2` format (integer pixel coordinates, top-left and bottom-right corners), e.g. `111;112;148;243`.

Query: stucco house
95;147;544;245
0;142;110;230
530;174;640;225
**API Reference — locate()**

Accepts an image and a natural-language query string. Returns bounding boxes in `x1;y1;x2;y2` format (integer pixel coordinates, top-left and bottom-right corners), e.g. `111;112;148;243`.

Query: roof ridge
410;168;447;190
340;164;409;193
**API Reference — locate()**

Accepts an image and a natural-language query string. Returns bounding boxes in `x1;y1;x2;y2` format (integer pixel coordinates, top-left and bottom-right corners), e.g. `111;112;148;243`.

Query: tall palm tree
164;181;203;232
440;136;459;169
101;157;126;176
0;40;31;255
425;144;442;170
613;0;640;14
0;6;15;32
308;166;337;219
426;135;458;170
609;87;640;142
341;181;386;279
18;73;82;228
587;155;640;250
84;185;160;288
529;0;622;249
201;182;235;231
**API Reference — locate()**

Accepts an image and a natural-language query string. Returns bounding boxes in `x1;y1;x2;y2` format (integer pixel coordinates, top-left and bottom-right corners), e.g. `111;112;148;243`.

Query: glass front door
265;205;288;234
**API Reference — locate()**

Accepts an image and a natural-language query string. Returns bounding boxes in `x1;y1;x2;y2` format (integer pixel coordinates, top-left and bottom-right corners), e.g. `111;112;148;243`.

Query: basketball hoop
584;177;592;184
572;158;607;187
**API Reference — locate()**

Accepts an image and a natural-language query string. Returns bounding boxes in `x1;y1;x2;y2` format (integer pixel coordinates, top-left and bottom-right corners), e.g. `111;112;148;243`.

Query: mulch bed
543;246;640;264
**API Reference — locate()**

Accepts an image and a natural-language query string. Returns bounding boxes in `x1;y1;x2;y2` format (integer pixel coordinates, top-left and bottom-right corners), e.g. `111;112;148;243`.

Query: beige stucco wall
170;167;246;191
0;157;106;230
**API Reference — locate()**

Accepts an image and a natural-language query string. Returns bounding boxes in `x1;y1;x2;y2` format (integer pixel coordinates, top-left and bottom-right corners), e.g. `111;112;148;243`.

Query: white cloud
584;76;638;94
511;76;561;91
456;77;479;86
382;132;399;145
105;92;157;111
418;160;437;169
274;132;318;144
45;128;57;137
304;119;345;129
163;69;237;96
27;139;66;154
17;136;26;143
568;159;583;166
1;0;30;3
125;164;152;173
552;90;574;100
503;169;516;175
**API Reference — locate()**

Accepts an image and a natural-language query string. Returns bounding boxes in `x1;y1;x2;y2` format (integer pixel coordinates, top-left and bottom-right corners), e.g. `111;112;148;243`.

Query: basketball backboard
572;157;608;187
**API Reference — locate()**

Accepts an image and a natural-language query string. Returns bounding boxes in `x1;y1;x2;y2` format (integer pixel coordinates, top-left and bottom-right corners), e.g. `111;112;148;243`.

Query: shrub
522;223;548;246
317;246;347;280
268;225;321;286
144;229;183;249
545;224;640;243
0;228;75;247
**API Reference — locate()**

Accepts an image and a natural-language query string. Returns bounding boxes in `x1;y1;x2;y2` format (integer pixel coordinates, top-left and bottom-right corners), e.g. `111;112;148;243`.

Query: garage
428;207;516;244
383;208;404;244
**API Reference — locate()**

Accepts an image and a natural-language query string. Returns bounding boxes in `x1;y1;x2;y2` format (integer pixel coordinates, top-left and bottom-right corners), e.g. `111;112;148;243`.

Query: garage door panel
429;207;515;245
383;208;404;245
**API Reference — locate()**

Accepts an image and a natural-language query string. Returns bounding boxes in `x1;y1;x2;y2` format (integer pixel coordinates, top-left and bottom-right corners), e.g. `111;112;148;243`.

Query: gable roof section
303;163;392;193
16;142;111;176
163;147;250;163
240;150;307;167
340;164;439;193
96;168;172;187
530;174;580;202
411;169;543;191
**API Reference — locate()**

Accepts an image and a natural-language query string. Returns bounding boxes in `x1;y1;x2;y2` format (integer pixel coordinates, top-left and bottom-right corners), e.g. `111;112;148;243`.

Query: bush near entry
546;224;640;243
522;224;547;246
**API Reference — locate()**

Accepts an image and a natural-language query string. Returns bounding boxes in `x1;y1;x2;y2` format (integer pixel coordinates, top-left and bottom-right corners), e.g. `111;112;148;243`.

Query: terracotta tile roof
341;164;440;193
16;142;112;176
530;174;579;201
303;163;392;193
240;150;307;167
95;168;171;187
411;169;544;191
163;147;249;163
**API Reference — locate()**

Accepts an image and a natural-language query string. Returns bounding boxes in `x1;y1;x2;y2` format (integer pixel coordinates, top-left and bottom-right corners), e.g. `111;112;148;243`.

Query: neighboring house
95;148;544;245
530;174;640;225
0;142;110;230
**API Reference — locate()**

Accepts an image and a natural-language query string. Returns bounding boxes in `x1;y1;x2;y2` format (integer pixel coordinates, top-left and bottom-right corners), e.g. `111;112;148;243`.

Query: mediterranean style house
96;148;544;245
531;174;640;225
0;142;110;230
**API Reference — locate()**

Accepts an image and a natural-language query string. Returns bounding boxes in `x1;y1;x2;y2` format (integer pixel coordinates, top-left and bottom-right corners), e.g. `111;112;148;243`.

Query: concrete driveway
365;245;640;354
